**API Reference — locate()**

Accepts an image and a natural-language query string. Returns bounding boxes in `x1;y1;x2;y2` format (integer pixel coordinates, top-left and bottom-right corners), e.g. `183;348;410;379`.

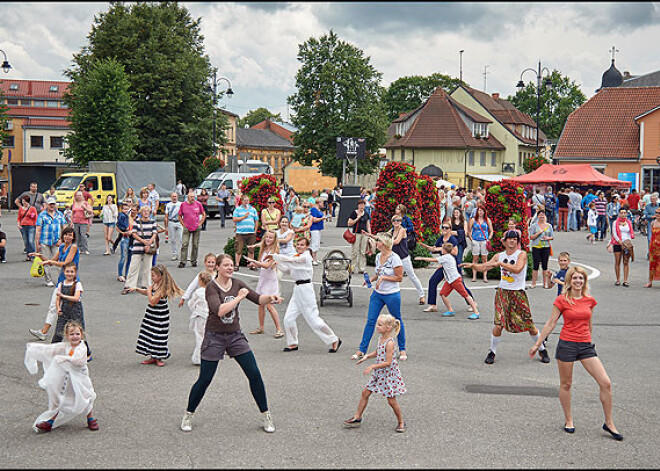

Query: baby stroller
319;249;353;307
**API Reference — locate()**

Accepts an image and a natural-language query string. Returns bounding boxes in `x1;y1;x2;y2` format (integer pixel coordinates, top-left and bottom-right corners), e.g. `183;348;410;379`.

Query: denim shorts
555;339;597;362
104;222;116;228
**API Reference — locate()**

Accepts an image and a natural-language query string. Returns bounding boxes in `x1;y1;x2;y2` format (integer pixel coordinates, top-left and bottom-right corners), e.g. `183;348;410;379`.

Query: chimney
623;71;632;80
491;92;500;100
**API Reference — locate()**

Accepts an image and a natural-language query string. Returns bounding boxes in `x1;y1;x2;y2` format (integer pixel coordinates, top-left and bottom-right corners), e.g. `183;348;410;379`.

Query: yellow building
236;128;295;181
218;108;238;158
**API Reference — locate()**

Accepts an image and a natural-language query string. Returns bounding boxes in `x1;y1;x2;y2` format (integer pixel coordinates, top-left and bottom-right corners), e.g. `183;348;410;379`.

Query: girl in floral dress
343;313;406;433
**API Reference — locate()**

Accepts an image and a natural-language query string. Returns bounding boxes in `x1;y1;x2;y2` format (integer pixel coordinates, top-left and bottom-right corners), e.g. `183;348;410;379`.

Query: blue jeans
20;225;36;257
359;291;405;353
117;237;129;277
596;214;608;240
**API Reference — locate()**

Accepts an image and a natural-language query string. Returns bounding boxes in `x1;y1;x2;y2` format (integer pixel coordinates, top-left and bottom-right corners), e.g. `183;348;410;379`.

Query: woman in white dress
244;230;284;338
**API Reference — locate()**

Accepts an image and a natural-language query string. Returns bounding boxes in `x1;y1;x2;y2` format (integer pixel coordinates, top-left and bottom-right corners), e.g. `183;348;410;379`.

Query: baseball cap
46;197;57;205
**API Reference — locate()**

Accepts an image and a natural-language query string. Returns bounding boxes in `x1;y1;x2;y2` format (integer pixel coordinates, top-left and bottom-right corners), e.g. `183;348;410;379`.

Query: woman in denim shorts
530;266;623;440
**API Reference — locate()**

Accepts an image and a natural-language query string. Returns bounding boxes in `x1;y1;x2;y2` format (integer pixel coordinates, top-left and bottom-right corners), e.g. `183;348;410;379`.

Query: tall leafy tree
287;30;389;180
383;73;464;121
63;58;137;166
66;1;227;185
508;70;586;140
0;88;9;146
238;107;282;129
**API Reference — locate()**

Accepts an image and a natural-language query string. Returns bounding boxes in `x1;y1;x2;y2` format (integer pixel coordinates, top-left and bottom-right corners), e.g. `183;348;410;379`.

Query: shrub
522;154;549;173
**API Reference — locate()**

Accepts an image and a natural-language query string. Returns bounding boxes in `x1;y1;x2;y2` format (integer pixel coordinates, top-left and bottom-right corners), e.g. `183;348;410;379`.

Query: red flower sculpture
485;179;529;252
239;174;284;216
371;162;422;239
416;175;441;239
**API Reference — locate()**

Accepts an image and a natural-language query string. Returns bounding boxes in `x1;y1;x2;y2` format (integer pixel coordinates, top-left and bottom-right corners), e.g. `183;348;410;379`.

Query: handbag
30;256;45;278
622;239;634;261
343;228;356;244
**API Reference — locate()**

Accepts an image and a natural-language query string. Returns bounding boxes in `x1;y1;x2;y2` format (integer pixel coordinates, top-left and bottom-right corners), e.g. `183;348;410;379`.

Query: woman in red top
17;195;38;261
530;267;623;440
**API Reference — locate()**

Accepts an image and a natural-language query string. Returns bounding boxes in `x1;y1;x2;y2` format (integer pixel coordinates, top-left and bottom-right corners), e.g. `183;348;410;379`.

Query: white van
196;172;256;218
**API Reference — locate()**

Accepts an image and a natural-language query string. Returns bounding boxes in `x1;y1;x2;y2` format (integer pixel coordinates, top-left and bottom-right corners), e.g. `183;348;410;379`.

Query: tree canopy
66;1;227;186
63;58;137;166
508;70;586;141
382;73;464;121
287;30;389;181
0;88;9;147
238;107;282;129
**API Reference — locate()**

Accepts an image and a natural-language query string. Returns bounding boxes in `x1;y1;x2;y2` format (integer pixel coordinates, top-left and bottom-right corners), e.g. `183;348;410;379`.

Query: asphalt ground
0;214;658;468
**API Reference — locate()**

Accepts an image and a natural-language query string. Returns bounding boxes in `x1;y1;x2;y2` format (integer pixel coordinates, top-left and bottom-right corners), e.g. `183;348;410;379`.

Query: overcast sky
2;2;659;121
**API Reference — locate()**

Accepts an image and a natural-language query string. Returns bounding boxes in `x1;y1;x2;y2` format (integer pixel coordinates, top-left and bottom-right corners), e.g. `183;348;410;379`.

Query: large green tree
382;73;464;121
63;58;137;166
66;1;227;186
508;70;586;140
0;87;9;146
287;30;389;181
238;107;282;129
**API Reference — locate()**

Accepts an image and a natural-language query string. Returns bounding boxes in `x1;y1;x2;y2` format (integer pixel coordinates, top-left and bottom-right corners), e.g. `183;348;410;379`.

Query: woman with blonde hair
530;266;623;440
351;232;407;361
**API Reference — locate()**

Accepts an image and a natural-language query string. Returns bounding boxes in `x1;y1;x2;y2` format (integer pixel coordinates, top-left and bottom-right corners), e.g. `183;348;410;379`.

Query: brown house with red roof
385;86;506;188
1;79;71;181
554;86;660;192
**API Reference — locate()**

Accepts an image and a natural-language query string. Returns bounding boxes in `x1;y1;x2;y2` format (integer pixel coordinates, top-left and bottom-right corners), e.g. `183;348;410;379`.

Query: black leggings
532;246;551;271
187;350;268;413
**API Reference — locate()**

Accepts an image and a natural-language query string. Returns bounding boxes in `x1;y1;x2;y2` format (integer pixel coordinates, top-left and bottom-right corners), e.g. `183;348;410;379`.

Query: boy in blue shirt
549;251;571;295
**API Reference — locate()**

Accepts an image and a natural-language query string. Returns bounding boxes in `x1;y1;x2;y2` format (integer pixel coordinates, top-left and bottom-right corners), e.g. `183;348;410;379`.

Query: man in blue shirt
35;197;66;287
232;194;259;271
309;198;326;265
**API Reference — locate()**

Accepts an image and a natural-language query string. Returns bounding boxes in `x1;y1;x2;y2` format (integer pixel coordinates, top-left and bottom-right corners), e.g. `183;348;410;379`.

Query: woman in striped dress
135;264;183;367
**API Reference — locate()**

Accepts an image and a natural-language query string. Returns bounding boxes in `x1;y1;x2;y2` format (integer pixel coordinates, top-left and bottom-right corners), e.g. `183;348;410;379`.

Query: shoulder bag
476;221;492;252
139;220;159;255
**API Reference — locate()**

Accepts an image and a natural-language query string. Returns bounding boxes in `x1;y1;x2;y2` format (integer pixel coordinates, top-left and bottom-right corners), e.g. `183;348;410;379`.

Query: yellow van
52;172;117;216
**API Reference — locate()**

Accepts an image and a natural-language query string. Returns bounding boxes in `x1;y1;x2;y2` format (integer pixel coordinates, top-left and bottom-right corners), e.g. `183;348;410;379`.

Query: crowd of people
7;177;660;441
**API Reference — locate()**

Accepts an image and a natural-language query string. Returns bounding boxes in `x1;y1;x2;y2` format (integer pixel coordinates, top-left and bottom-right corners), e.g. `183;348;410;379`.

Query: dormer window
9;83;18;91
472;122;488;138
49;85;59;92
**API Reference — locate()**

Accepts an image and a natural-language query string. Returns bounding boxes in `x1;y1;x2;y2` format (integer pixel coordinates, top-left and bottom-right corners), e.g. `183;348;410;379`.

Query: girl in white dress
245;230;284;338
187;272;212;365
25;321;99;433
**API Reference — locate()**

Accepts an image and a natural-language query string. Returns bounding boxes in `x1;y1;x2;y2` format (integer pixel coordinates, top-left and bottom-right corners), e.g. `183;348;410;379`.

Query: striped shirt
594;199;607;216
131;218;156;254
36;210;67;246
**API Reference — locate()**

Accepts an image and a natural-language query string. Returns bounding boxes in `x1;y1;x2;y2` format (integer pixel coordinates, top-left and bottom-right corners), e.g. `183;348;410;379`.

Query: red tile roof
555;87;660;160
251;119;294;142
23;118;70;129
385;87;504;150
1;79;69;99
7;106;69;119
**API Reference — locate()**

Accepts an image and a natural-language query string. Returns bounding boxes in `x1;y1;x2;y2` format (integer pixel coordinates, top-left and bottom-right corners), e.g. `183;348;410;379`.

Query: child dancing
24;320;98;433
343;314;406;433
187;272;212;365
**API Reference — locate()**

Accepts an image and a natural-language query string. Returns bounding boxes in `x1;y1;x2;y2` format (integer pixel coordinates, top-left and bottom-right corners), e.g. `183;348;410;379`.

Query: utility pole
459;50;464;82
483;65;489;92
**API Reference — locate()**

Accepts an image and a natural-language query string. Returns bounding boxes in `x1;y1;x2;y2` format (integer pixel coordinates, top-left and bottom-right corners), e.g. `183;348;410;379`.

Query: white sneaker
171;254;178;261
262;411;275;433
45;281;54;287
181;412;193;432
29;329;46;341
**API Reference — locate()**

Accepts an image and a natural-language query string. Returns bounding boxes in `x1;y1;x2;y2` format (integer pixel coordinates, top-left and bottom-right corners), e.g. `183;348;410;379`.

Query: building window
47;101;59;108
480;151;486;166
49;85;59;92
20;100;31;106
60;102;68;108
491;152;497;167
31;136;44;148
2;136;14;148
643;168;660;194
468;151;474;166
33;100;45;107
50;136;64;148
6;98;18;106
9;83;18;91
472;123;488;138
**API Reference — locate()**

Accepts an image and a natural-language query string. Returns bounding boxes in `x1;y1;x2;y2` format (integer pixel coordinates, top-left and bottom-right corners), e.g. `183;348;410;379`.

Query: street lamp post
209;70;234;157
0;49;11;74
516;61;553;158
0;50;11;212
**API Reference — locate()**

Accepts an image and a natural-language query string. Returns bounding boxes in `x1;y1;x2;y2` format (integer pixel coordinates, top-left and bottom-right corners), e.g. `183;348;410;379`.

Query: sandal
343;417;362;428
422;306;437;313
418;297;426;305
396;422;407;433
155;359;165;367
350;352;364;360
250;328;264;335
614;281;621;286
622;282;629;287
399;352;408;361
274;331;285;338
141;358;157;365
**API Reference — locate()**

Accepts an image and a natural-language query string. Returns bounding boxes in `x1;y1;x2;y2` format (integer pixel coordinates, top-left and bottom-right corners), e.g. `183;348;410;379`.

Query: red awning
510;164;631;187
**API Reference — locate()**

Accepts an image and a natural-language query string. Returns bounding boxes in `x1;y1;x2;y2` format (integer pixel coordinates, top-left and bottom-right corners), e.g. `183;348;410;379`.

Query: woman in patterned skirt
135;265;182;367
343;314;406;433
645;207;660;288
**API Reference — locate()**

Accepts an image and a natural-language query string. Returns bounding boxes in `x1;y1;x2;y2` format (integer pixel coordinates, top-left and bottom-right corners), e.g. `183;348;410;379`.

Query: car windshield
199;179;222;190
52;176;82;191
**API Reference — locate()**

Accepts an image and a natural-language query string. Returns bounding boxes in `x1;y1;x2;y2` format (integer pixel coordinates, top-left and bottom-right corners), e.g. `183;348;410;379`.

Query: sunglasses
442;226;450;229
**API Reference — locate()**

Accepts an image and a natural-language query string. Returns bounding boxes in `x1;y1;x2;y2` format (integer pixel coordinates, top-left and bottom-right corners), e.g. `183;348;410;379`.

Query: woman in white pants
364;216;425;305
267;238;342;353
122;205;156;294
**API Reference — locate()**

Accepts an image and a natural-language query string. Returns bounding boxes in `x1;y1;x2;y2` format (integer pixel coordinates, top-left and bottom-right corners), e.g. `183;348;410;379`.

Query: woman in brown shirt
181;254;282;434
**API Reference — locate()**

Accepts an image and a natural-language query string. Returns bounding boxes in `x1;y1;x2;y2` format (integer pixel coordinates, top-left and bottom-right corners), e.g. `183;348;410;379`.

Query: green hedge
461;250;533;280
223;237;261;267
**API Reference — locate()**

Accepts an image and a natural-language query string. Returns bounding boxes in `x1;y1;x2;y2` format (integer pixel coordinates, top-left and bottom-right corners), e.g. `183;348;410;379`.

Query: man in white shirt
568;187;583;231
164;193;182;260
147;183;160;218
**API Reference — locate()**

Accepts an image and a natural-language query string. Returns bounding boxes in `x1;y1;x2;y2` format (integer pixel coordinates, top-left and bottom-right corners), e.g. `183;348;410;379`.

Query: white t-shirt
165;201;181;222
57;281;84;296
102;204;118;224
587;208;598;226
374;251;403;295
618;222;632;241
277;229;295;255
436;253;460;283
497;250;527;291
